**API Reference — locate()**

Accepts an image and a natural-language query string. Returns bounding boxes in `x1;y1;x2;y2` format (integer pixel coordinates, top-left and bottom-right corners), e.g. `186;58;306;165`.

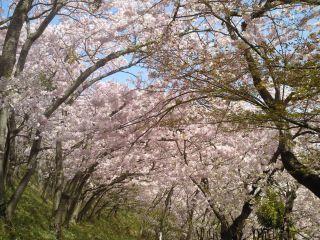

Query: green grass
0;185;142;240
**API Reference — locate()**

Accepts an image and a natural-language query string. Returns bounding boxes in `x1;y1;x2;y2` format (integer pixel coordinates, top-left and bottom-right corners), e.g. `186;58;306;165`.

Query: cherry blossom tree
0;0;169;222
143;0;320;198
0;1;320;239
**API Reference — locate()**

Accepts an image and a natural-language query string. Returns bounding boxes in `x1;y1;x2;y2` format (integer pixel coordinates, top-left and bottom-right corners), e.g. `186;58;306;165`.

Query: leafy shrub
256;190;285;229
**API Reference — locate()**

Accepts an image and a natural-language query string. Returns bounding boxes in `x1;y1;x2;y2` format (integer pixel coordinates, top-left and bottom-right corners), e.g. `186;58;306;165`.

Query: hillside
0;184;142;240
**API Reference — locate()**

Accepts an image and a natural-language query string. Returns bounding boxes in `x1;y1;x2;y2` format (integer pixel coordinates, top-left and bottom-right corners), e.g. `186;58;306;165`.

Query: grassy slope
0;184;141;240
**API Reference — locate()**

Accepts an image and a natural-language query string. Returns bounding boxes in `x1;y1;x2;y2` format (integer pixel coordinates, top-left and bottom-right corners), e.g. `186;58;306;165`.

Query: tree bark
185;202;195;240
0;108;8;216
15;0;63;75
63;163;98;227
52;138;64;218
279;130;320;198
52;192;69;240
87;191;108;220
77;190;104;222
0;0;33;78
157;186;174;240
281;187;297;240
221;201;254;240
5;109;17;189
5;132;42;222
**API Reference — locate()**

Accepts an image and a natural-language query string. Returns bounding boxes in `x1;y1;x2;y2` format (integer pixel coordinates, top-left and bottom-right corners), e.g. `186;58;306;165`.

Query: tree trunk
185;208;194;240
53;172;81;228
41;173;54;201
52;192;69;240
52;138;64;215
51;137;65;236
220;190;256;240
157;186;174;240
88;190;108;220
281;187;297;240
0;0;33;78
0;108;8;216
15;0;63;75
52;164;81;237
77;191;102;222
5;133;42;223
70;201;82;224
279;130;320;198
5;109;17;189
92;197;111;219
63;163;98;227
220;226;234;240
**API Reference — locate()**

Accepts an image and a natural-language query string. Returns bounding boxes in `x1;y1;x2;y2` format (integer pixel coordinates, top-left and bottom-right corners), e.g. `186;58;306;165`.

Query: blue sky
0;0;10;17
104;65;148;87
